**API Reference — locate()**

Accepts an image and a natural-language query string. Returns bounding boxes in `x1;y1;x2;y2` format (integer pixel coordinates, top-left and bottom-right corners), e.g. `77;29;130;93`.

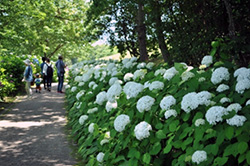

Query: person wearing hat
22;59;33;98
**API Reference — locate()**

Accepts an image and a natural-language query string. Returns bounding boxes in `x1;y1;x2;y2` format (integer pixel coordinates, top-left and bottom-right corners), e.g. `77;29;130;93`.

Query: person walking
34;73;42;93
55;55;66;93
22;59;33;99
41;57;47;90
43;58;53;92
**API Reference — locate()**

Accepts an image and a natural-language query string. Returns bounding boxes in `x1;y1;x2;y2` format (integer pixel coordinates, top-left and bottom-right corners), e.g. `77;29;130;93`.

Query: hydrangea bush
65;56;250;166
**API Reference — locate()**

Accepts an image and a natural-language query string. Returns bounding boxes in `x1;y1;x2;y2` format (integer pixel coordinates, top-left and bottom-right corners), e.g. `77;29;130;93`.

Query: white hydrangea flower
205;106;227;125
87;107;98;114
76;90;85;100
164;109;177;119
198;77;206;82
149;81;164;91
104;131;110;139
88;123;95;133
226;115;247;127
220;97;231;104
146;62;155;69
216;84;229;92
163;67;179;80
134;121;152;140
97;152;104;163
133;69;146;80
106;100;118;112
124;73;134;82
88;81;96;88
78;82;85;86
109;77;118;86
195;118;205;127
136;96;155;113
74;76;82;82
114;114;130;132
107;83;122;102
79;115;88;125
124;61;133;69
235;79;250;94
181;71;195;81
197;91;212;106
181;92;199;113
82;73;92;82
107;63;116;72
65;84;71;89
137;62;146;69
144;81;151;89
124;82;144;99
201;55;213;67
246;99;250;106
100;139;109;146
211;67;230;85
234;67;250;81
226;103;242;113
100;71;107;81
160;95;176;111
71;86;77;92
155;68;166;76
76;102;82;109
96;91;107;105
192;150;207;164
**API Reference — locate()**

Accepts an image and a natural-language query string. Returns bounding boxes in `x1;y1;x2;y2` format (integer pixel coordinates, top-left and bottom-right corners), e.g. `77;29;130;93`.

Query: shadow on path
0;83;77;166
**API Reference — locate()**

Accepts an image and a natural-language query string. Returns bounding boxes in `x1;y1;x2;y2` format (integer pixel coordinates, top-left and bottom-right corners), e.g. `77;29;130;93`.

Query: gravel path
0;83;77;166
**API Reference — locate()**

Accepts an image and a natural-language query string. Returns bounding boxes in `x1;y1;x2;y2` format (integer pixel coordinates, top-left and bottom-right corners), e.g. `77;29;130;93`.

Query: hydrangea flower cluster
216;84;229;92
124;73;134;82
88;123;95;133
133;69;146;80
226;103;242;113
163;67;179;80
181;91;212;113
136;96;155;113
79;115;88;125
105;100;118;112
226;115;247;127
107;83;122;102
71;86;77;92
195;118;205;127
87;107;98;114
192;150;207;164
76;90;85;100
181;71;195;81
148;81;164;91
205;106;227;125
96;91;107;105
211;67;230;85
154;68;166;76
124;82;144;99
134;121;152;140
96;152;104;162
201;55;213;67
164;109;177;119
220;97;231;104
114;114;130;132
234;67;250;94
160;95;176;111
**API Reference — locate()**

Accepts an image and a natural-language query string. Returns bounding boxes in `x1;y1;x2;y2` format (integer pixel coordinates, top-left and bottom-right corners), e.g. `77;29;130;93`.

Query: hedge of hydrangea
65;56;250;166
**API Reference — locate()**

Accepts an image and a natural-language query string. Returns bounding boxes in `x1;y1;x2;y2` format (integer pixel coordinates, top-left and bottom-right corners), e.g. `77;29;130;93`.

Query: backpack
47;65;53;77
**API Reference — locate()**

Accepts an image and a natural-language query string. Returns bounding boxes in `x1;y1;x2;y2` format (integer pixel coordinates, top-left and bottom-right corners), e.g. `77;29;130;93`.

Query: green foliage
65;55;250;165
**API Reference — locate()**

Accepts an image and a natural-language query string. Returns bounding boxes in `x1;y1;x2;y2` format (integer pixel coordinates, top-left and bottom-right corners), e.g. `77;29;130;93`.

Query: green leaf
129;158;138;166
156;130;166;139
128;148;140;159
155;123;163;129
213;157;228;166
142;153;151;164
150;142;161;155
163;143;172;154
246;151;250;164
238;142;248;154
225;126;234;140
112;155;125;164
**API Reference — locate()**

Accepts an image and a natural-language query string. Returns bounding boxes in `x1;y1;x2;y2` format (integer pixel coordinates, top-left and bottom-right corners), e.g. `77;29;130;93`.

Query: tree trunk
153;1;169;63
223;0;236;38
137;1;148;62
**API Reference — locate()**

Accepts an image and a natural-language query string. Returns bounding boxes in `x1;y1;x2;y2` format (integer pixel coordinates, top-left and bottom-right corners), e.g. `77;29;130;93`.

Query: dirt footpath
0;83;77;166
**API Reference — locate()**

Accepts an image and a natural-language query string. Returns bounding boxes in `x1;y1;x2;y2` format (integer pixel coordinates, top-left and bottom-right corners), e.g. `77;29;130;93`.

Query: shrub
65;56;250;166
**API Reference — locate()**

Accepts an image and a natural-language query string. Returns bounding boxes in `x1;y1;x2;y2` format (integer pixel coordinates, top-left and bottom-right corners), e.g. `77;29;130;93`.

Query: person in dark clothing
41;57;47;90
43;58;53;92
55;55;66;93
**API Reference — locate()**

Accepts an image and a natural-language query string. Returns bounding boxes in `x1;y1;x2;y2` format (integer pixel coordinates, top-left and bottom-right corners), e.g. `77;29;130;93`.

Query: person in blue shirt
23;59;33;98
55;55;66;93
40;57;47;90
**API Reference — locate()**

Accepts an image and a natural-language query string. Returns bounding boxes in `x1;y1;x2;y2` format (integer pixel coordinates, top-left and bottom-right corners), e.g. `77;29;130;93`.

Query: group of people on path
23;55;66;98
